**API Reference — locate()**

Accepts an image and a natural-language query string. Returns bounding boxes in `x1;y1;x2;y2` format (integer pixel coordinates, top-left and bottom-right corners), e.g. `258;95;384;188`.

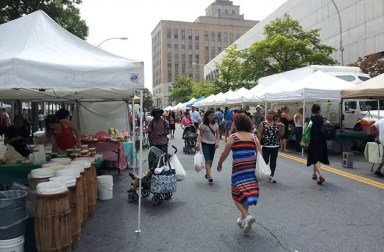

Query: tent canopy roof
0;10;144;101
341;73;384;99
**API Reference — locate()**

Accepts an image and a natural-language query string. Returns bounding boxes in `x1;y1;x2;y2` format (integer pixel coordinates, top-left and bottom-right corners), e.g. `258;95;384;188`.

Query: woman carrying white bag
217;114;263;234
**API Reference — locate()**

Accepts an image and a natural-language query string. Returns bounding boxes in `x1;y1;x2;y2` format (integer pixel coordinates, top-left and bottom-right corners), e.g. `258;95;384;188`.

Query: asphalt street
77;125;384;252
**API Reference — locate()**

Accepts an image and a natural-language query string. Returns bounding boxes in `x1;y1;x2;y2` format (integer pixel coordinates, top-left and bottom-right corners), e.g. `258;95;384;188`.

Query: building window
167;28;171;38
223;32;228;47
230;33;234;43
218;9;221;15
174;44;178;50
225;9;228;14
174;28;178;40
188;30;192;41
168;73;172;82
195;31;199;41
232;10;235;15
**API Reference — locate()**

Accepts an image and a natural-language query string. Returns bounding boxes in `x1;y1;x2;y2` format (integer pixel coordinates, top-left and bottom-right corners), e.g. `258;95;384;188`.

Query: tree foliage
0;0;88;39
192;81;217;98
350;53;384;78
216;14;337;84
135;88;153;109
169;75;193;103
215;44;244;92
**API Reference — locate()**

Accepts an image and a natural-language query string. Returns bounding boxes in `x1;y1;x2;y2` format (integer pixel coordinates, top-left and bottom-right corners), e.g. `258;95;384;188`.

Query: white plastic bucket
97;175;113;200
70;160;91;169
50;158;71;165
56;168;81;177
0;235;24;252
63;164;84;172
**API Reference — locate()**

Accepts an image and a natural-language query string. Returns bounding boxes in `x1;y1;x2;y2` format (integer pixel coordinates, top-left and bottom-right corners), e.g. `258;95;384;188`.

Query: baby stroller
182;125;197;154
127;146;177;205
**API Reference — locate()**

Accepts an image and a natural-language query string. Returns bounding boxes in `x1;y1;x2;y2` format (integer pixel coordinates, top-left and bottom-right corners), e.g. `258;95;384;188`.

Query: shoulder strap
207;124;216;136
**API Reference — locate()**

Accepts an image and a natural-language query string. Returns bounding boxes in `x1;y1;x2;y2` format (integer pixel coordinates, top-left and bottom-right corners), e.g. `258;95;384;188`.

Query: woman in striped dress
217;114;262;234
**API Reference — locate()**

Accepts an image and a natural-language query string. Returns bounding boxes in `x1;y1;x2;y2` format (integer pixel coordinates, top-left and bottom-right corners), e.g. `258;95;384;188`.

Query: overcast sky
79;0;287;91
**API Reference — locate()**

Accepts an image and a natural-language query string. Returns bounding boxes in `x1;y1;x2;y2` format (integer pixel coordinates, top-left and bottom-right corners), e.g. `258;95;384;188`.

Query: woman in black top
305;104;329;185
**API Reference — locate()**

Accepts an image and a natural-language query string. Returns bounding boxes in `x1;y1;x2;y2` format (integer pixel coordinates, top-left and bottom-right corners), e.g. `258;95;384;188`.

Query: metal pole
331;0;344;65
132;96;137;173
135;90;144;234
378;100;380;119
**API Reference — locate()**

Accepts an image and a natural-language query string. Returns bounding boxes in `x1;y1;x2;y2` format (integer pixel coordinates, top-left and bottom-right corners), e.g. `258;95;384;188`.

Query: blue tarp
186;96;205;107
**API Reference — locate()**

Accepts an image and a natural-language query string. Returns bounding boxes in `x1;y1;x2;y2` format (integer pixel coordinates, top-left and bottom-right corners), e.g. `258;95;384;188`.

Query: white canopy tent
264;71;354;102
193;94;215;107
0;11;147;232
226;87;250;105
341;73;384;99
216;90;235;106
0;10;144;101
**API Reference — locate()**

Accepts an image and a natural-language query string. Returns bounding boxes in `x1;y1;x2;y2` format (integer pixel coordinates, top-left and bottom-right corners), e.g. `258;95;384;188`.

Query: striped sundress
231;134;260;205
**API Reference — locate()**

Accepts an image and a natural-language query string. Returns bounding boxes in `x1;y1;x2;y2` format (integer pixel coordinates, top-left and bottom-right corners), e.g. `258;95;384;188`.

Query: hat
256;105;262;109
191;105;196;107
151;107;164;116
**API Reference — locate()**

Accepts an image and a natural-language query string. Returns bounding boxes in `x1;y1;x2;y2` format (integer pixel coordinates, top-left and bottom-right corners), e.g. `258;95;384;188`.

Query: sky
79;0;287;91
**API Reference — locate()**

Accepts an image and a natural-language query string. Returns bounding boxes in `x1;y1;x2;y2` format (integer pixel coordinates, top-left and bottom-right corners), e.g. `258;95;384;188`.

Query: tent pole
132;96;137;174
340;99;344;162
302;99;306;156
135;90;144;234
378;100;380;119
126;100;130;134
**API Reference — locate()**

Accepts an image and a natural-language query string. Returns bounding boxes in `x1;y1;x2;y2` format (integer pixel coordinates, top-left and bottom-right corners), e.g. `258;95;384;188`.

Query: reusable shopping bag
301;116;312;148
151;154;177;193
194;150;205;172
256;151;271;181
169;154;186;181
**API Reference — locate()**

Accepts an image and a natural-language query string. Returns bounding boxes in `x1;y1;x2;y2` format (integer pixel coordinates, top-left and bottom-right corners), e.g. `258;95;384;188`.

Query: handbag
253;135;271;181
301;116;312;148
256;152;271;181
150;154;177;194
169;154;186;181
194;150;205;172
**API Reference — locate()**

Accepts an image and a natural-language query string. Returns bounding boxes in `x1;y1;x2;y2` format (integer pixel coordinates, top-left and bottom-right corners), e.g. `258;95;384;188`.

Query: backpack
320;123;336;140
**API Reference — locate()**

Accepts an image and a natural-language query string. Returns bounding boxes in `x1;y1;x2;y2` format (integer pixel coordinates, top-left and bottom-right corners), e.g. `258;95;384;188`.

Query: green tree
192;81;216;98
169;76;193;103
215;44;243;92
242;14;336;82
350;53;384;78
0;0;88;39
135;88;153;109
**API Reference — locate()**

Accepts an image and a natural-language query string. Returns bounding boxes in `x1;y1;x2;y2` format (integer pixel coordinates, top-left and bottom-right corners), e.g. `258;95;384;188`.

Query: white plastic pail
0;235;24;252
97;175;113;200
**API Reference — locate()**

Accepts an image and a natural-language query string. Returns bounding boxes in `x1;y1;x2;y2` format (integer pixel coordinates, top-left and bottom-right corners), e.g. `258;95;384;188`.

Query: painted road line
279;152;384;190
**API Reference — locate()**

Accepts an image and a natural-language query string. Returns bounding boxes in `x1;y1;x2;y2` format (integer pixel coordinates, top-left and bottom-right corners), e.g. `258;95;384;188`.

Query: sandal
317;175;325;185
312;174;317;180
205;174;209;180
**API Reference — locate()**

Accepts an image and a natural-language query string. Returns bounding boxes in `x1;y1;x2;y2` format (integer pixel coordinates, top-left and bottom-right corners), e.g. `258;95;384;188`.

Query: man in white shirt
371;118;384;177
190;105;201;129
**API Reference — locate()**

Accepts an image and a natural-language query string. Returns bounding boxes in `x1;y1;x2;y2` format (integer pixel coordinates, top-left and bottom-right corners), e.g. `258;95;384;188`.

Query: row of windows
167;72;200;83
167;28;239;44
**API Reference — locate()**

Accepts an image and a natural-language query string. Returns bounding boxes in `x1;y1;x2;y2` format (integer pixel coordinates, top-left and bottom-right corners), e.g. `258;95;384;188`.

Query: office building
151;0;257;107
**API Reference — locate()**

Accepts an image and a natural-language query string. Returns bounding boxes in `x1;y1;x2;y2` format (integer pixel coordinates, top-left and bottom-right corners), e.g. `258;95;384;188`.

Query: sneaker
268;176;276;183
242;215;255;234
236;217;242;227
374;171;384;177
312;174;317;180
208;177;213;183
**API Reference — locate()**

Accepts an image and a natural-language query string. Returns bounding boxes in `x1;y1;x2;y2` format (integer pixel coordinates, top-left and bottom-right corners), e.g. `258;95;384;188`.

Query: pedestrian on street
223;106;233;142
280;106;292;152
167;111;176;139
370;118;384;177
148;108;170;153
294;108;303;153
217;114;261;234
196;110;220;183
257;110;285;183
252;105;264;133
38;110;45;131
181;112;193;129
305;104;329;185
190;105;201;129
214;107;224;139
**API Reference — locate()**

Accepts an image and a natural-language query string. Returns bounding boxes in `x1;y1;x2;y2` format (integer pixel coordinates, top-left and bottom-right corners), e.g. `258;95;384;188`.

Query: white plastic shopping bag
194;151;205;172
169;154;186;181
256;152;271;181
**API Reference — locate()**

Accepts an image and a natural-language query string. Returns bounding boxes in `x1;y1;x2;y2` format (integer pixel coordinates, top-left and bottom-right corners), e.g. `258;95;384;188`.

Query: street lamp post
331;0;344;65
97;37;128;48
